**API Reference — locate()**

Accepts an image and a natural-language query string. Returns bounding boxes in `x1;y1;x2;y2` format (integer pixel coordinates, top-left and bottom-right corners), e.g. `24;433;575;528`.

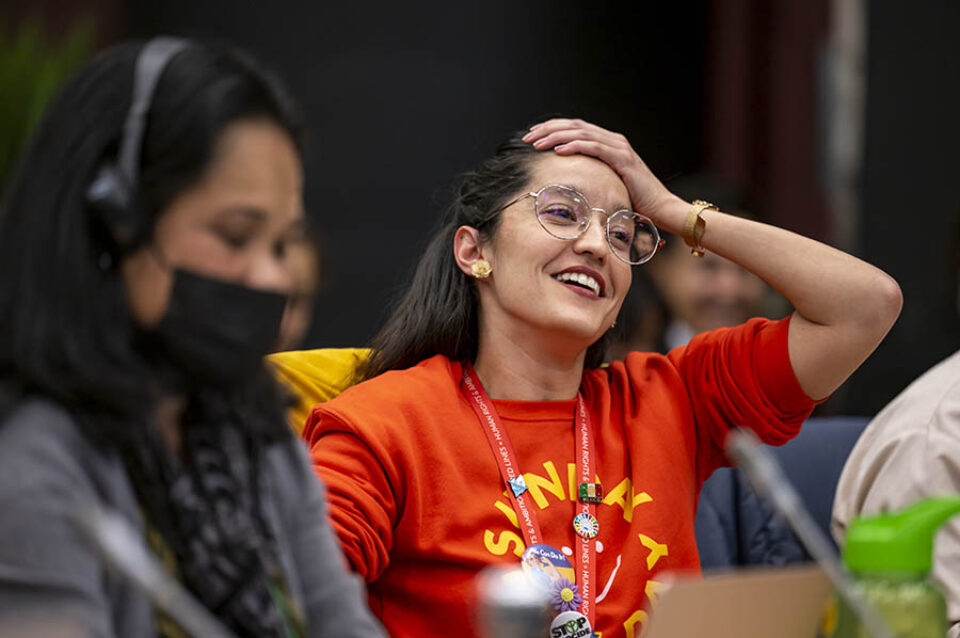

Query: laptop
642;565;832;638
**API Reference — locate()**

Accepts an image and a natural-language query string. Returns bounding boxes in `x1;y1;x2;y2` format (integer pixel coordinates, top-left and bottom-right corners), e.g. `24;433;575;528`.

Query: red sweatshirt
302;317;815;637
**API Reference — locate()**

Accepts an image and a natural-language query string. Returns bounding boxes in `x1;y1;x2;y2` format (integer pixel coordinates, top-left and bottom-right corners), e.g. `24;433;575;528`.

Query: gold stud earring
471;259;492;279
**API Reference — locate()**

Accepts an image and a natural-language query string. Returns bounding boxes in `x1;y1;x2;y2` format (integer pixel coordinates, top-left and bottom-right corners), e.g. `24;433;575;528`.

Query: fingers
525;118;610;138
523;118;632;163
548;139;636;174
524;118;628;147
523;119;636;175
526;127;623;153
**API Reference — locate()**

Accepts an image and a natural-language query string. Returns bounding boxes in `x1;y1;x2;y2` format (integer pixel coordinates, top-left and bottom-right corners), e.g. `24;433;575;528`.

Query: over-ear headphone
86;37;188;251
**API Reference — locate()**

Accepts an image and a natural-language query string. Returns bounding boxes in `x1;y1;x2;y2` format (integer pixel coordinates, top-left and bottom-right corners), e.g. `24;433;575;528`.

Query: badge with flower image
550;576;583;613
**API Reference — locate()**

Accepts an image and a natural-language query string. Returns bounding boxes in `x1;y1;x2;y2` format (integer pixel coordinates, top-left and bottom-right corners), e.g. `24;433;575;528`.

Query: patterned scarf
122;392;304;638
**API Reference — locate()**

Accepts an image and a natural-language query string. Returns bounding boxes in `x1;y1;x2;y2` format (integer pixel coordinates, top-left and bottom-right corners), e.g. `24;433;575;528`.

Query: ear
453;225;488;277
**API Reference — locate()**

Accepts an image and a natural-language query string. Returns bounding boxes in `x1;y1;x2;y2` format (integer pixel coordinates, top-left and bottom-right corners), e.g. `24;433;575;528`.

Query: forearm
654;195;902;398
655;195;898;327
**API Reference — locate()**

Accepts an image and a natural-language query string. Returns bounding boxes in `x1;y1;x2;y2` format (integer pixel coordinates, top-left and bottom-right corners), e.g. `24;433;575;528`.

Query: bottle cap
843;497;960;573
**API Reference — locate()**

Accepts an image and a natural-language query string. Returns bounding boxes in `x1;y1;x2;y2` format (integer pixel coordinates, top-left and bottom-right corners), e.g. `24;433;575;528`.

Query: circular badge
572;513;599;540
550;610;593;638
521;543;575;591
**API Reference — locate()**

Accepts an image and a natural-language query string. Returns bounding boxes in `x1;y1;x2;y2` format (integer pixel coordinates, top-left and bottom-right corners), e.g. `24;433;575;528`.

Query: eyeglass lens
535;185;659;264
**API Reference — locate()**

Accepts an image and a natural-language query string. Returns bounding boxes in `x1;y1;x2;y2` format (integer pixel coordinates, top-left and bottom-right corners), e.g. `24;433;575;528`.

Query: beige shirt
832;349;960;638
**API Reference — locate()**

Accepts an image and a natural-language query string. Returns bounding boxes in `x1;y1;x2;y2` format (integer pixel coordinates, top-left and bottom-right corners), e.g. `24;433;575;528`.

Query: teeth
554;272;601;296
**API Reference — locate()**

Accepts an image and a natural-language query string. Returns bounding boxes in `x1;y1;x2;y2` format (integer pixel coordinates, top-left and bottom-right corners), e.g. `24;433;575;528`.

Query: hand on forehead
526;154;632;213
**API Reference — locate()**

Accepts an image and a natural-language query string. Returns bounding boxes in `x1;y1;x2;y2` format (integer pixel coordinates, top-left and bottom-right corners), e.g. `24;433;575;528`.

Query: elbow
864;271;903;337
878;271;903;328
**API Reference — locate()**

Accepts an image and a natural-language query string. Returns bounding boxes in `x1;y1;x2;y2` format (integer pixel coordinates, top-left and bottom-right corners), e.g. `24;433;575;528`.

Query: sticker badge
549;611;593;638
508;475;529;497
521;544;575;591
578;482;603;504
572;513;599;540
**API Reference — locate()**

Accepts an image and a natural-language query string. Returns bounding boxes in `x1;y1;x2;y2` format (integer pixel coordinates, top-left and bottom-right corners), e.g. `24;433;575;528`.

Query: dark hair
361;132;610;380
0;39;302;439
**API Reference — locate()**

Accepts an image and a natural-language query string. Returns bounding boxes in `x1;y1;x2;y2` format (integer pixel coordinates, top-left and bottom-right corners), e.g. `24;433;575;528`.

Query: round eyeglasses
498;184;665;265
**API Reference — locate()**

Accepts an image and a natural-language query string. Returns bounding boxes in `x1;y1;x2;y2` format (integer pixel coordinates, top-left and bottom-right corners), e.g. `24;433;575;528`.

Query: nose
571;209;610;261
246;250;294;294
713;261;749;300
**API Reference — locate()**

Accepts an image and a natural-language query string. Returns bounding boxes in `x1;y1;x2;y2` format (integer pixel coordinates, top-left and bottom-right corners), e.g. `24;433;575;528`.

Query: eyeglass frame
489;183;665;265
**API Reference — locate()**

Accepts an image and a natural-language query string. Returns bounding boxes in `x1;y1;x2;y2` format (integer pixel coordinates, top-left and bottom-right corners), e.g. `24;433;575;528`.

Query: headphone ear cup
86;163;137;249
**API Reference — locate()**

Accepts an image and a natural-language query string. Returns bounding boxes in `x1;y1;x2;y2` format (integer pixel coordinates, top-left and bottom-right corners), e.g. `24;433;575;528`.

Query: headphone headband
116;37;188;192
87;36;189;250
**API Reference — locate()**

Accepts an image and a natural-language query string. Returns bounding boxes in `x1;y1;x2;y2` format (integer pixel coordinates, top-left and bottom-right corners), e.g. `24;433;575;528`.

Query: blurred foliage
0;18;95;196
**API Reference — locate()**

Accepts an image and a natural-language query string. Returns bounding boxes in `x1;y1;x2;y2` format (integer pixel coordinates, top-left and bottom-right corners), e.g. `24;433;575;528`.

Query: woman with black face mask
0;38;384;638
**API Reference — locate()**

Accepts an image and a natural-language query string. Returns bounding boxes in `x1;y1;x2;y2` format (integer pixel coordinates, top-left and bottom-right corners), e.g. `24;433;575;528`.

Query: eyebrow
284;217;309;237
214;206;268;223
214;207;308;232
562;183;632;212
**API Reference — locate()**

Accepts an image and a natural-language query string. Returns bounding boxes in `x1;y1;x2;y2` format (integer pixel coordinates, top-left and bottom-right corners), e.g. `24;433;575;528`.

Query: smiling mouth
553;272;602;297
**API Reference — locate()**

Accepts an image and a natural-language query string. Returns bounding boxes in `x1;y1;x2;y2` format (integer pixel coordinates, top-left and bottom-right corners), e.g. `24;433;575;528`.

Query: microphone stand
72;503;238;638
725;428;894;638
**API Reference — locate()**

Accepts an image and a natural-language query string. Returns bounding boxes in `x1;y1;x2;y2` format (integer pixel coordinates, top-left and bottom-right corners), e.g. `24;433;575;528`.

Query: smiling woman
295;119;902;637
458;154;640;396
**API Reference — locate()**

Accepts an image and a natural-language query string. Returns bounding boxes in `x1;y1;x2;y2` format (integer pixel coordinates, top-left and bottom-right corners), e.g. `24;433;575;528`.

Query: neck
473;321;586;401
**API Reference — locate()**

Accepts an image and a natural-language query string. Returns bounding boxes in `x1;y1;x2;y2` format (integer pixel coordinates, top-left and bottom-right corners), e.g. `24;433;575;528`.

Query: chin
540;319;608;350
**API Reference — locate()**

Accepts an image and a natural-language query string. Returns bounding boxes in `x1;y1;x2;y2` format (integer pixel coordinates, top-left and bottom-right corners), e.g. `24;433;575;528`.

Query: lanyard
461;363;597;626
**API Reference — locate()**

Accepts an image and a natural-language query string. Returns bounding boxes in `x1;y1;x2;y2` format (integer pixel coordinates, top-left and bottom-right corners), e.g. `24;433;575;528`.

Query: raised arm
525;119;902;400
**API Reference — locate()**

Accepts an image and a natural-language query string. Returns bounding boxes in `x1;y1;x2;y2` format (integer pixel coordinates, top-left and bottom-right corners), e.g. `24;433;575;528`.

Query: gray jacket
0;399;385;637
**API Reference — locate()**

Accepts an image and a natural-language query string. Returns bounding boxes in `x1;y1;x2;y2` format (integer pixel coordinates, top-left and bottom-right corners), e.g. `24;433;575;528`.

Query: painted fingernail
522;131;535;142
533;139;548;149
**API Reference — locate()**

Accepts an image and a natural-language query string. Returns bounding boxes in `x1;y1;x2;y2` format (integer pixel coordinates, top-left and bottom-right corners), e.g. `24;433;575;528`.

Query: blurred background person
0;38;382;637
832;345;960;638
277;228;323;352
832;215;960;638
608;173;783;358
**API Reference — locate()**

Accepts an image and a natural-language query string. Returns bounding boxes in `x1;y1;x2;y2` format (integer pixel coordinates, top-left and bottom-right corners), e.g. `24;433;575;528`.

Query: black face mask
148;269;288;390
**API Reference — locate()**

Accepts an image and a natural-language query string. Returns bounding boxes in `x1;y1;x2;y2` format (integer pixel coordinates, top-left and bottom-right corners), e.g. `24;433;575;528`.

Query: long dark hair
361;132;609;380
0;39;302;441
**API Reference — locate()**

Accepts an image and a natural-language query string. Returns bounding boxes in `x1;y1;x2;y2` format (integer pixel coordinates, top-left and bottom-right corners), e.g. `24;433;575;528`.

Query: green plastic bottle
830;497;960;638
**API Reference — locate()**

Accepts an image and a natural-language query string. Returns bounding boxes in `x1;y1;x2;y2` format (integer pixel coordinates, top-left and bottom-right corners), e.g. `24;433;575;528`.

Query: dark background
126;1;708;348
849;1;960;414
5;0;960;416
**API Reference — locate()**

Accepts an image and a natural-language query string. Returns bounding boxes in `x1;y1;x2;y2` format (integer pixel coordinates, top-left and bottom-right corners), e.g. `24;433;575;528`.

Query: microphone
725;428;894;638
71;502;238;638
476;565;552;638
